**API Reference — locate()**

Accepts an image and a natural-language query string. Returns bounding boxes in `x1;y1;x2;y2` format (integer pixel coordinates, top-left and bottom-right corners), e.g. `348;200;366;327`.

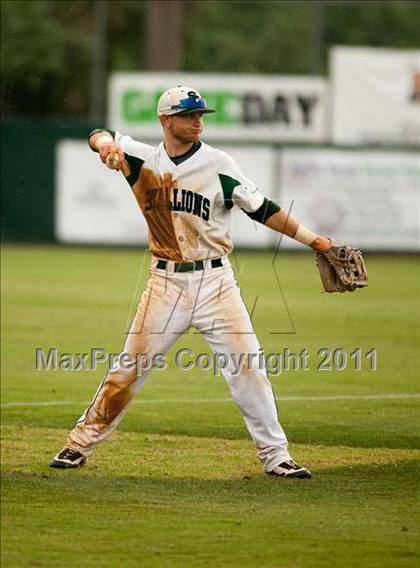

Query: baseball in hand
105;152;120;170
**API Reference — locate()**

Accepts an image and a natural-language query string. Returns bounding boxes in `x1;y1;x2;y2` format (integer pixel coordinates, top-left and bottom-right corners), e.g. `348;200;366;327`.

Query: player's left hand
316;239;368;293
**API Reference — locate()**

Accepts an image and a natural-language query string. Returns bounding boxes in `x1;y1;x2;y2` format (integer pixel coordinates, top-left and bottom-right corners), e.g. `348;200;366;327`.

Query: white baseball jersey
115;132;266;261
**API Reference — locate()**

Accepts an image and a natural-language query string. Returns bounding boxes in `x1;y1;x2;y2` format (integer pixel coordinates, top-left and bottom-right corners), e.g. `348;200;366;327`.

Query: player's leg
50;267;190;468
191;261;311;478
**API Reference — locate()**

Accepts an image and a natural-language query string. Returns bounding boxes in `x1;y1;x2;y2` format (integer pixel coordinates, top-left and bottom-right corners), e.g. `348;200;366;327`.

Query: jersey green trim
88;128;115;140
124;154;144;187
218;174;241;210
244;198;281;224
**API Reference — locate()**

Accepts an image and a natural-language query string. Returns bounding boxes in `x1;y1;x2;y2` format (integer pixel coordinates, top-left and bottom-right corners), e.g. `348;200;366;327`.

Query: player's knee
107;365;138;385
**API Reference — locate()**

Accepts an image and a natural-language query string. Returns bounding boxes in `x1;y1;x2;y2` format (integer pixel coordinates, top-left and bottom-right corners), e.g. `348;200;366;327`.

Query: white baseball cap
157;86;215;116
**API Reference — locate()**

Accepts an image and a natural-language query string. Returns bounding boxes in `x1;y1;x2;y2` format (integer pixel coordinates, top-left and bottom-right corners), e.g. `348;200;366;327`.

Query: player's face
166;112;204;144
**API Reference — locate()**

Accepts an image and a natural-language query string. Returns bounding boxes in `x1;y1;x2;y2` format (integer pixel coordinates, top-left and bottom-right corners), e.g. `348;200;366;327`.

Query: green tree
183;1;314;74
1;0;145;116
1;0;420;117
1;0;93;115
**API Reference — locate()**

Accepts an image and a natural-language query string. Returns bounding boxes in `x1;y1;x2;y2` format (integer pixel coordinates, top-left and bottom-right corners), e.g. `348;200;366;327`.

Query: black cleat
268;459;312;479
49;447;87;469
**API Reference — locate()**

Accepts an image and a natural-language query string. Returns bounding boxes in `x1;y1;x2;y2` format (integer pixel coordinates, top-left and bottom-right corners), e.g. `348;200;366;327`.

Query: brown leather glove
316;239;368;293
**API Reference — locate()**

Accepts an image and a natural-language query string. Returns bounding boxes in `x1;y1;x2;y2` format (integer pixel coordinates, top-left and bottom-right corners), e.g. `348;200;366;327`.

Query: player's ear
160;115;171;128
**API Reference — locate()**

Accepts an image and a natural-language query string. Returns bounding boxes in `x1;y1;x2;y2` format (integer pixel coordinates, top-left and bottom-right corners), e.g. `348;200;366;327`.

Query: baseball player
49;86;355;478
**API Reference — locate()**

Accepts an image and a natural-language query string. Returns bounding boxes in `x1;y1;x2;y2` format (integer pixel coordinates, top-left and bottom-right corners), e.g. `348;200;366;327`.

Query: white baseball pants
66;257;291;472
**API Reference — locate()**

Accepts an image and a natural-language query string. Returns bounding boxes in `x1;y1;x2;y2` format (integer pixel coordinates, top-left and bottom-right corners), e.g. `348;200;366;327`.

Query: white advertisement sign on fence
279;149;420;251
56;141;420;251
331;47;420;146
56;141;147;245
55;140;276;248
108;72;328;142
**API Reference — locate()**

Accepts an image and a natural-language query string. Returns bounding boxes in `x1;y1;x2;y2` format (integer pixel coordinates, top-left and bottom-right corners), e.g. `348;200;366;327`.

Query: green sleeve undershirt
218;173;281;224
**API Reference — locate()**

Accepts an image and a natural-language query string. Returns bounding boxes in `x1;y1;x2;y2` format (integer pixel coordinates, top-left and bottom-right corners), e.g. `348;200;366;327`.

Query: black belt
156;258;223;273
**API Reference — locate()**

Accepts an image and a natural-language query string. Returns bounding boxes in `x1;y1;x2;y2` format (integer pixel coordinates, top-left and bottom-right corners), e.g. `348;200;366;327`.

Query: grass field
1;244;419;568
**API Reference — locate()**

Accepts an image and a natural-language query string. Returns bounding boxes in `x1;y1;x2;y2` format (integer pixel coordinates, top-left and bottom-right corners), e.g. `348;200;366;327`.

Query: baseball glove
316;239;368;293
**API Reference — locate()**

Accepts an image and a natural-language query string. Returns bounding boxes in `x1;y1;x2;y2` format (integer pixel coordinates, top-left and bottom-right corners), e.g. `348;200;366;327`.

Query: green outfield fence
1;118;94;242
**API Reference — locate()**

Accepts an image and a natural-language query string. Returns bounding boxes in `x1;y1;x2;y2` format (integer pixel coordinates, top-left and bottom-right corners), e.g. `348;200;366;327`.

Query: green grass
1;244;420;568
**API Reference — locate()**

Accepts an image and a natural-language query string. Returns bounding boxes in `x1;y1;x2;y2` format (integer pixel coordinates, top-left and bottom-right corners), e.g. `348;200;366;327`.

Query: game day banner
279;149;420;251
331;47;420;146
108;72;328;142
